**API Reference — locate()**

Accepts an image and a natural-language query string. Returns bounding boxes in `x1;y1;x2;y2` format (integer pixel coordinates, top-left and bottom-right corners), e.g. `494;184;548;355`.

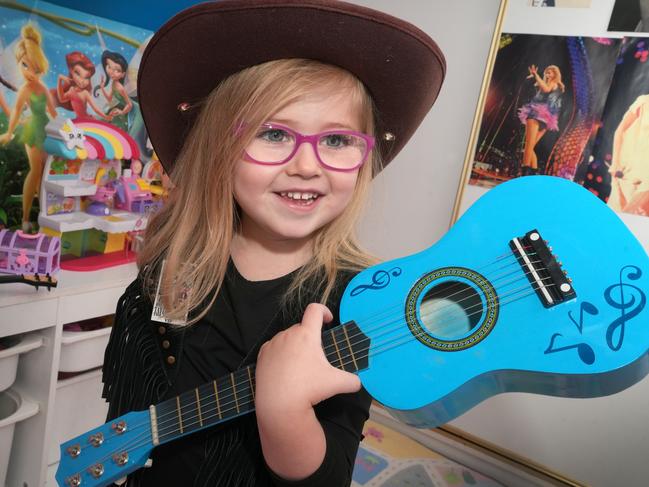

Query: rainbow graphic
44;118;140;161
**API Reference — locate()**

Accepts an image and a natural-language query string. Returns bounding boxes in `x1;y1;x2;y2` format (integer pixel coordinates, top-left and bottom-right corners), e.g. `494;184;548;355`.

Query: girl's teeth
281;192;318;200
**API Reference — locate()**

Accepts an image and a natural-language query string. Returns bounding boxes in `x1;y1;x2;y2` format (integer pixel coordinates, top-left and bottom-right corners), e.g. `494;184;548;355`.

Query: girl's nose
285;141;322;178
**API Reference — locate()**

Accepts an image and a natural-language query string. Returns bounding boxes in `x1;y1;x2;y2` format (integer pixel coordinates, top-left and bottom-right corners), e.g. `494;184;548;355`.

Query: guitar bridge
509;229;576;308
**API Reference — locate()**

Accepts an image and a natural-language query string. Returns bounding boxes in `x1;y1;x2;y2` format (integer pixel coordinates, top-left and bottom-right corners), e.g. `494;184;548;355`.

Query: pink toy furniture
114;174;156;213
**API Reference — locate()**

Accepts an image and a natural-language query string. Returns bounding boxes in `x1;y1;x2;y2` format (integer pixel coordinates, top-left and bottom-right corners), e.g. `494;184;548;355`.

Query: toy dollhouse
38;118;163;271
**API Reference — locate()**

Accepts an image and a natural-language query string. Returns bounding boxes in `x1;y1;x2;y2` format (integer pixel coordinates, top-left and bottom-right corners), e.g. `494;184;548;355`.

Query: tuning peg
145;458;153;468
115;477;127;486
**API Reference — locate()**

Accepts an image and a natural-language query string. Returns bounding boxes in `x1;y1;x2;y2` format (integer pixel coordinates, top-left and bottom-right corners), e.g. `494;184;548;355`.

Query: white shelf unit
0;263;138;487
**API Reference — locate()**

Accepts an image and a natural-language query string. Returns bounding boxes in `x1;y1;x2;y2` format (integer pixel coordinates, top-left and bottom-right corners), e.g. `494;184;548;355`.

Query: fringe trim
102;276;171;418
102;276;171;487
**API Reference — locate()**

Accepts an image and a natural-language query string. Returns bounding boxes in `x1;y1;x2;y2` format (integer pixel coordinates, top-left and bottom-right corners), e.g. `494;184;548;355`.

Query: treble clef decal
350;267;402;296
604;265;646;352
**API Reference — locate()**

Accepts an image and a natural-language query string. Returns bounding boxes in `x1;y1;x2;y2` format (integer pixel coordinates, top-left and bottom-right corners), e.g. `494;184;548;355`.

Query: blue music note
568;301;598;334
350;267;402;296
544;333;595;365
604;265;646;351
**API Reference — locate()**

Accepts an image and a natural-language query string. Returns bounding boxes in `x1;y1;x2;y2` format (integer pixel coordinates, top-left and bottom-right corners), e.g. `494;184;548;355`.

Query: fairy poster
0;0;153;232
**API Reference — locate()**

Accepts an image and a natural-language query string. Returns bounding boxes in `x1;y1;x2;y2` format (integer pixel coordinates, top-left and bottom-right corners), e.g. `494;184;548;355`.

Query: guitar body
341;176;649;428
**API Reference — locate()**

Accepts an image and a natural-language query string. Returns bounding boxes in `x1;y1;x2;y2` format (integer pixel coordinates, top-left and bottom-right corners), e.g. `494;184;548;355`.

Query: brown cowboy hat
138;0;446;174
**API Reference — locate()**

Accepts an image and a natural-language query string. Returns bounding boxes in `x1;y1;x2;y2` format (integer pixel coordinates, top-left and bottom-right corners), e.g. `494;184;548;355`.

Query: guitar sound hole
419;281;483;340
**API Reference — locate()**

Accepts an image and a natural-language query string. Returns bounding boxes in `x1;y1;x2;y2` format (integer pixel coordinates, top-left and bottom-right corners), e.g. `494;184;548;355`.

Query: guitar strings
81;281;548;482
68;247;548;472
68;248;549;465
155;277;553;442
80;250;536;454
72;272;555;478
65;252;533;468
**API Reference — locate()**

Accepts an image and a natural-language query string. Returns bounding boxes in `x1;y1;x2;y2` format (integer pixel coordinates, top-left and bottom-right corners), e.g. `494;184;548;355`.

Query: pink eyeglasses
243;123;375;172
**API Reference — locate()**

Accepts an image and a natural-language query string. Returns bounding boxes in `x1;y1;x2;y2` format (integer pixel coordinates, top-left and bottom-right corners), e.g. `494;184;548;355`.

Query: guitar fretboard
155;320;370;444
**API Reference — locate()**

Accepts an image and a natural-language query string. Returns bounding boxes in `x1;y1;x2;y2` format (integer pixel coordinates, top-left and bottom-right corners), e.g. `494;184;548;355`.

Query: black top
102;260;372;487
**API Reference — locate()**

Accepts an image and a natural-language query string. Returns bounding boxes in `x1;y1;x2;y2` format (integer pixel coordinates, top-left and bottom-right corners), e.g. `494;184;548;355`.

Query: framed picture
452;32;649;229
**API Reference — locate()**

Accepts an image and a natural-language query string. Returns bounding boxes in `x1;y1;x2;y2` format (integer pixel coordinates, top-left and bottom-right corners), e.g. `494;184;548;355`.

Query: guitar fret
342;325;359;371
330;329;344;369
176;396;183;434
195;388;203;427
247;367;255;401
231;373;240;413
213;380;222;419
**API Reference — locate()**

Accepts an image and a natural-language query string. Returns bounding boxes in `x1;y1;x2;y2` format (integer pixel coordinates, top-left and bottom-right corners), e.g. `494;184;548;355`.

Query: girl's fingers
332;369;362;395
301;303;333;332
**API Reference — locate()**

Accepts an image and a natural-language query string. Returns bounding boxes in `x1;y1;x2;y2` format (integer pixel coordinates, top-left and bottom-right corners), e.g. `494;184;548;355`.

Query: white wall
353;0;503;260
355;1;649;486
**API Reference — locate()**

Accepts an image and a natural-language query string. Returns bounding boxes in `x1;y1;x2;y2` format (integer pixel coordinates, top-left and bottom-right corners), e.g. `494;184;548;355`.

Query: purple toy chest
0;230;61;275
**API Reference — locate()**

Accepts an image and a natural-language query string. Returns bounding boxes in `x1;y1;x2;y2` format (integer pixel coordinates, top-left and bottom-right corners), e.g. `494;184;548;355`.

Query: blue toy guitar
56;176;649;486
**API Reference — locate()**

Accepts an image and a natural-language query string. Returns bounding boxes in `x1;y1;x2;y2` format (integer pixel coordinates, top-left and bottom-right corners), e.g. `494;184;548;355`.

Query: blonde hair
15;24;48;74
543;65;565;93
139;59;381;325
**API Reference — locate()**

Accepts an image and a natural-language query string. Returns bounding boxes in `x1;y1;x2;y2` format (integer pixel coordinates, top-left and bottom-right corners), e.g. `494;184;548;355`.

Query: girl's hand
0;132;13;145
255;303;361;415
528;65;538;76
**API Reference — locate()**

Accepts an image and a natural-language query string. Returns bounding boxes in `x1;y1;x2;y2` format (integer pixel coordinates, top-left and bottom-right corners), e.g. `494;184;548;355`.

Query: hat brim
138;0;446;174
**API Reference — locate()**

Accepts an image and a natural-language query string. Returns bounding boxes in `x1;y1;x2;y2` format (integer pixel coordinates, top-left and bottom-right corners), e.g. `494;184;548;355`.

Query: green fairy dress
20;92;48;149
106;88;128;131
105;86;145;150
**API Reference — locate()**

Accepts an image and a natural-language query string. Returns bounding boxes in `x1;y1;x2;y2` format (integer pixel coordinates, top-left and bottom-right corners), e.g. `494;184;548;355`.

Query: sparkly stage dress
518;87;562;131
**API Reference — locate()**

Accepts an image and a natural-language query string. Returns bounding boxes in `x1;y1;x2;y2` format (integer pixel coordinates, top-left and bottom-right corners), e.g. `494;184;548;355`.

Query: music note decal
544;265;646;364
350;267;402;296
544;333;595;365
604;265;646;352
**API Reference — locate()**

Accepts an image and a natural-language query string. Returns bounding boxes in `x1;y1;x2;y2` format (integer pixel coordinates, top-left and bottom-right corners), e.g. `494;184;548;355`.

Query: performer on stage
518;64;565;175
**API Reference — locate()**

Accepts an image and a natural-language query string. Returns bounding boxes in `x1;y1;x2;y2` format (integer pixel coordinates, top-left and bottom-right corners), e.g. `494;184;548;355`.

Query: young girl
517;64;565;175
55;51;111;121
102;1;445;486
0;24;57;232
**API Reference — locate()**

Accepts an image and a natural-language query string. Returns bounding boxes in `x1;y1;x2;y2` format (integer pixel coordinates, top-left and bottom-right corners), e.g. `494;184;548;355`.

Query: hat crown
138;0;446;174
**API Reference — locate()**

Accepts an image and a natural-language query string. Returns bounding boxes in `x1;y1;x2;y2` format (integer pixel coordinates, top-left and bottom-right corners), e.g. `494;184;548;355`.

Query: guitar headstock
0;273;58;290
55;409;153;487
21;273;58;290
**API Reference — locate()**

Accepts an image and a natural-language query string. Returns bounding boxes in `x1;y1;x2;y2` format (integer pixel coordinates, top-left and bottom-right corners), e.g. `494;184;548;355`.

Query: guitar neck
0;275;23;284
152;321;370;446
